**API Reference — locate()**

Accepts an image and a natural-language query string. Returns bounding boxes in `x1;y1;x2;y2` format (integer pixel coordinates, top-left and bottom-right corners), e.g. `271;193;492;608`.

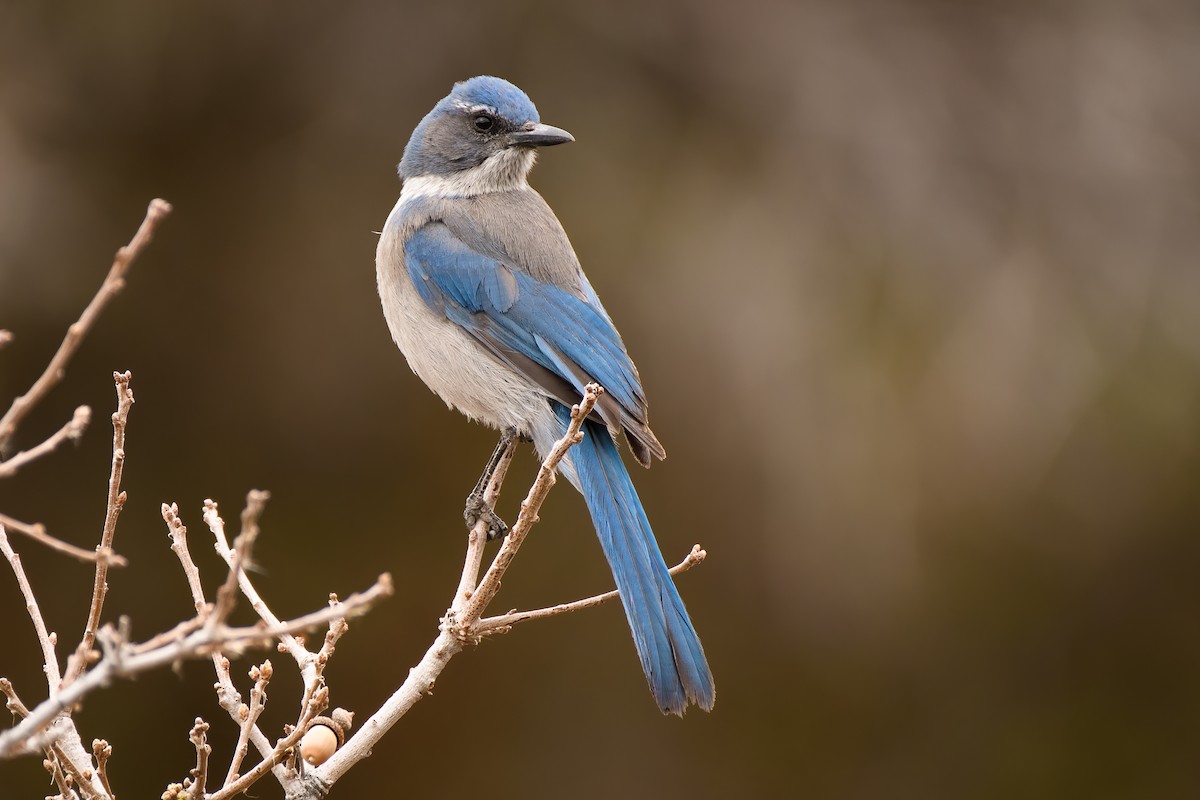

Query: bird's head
399;76;574;195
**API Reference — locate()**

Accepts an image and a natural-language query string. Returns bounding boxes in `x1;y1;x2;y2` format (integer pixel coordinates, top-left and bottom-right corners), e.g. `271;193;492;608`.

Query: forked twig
314;385;609;788
0;527;63;692
456;386;602;625
0;199;171;450
224;661;271;785
0;405;91;479
186;718;211;800
0;512;126;566
475;545;707;633
0;574;391;759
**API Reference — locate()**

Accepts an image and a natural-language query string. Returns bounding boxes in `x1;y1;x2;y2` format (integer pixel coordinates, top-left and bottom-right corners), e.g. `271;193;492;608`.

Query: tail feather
557;405;715;715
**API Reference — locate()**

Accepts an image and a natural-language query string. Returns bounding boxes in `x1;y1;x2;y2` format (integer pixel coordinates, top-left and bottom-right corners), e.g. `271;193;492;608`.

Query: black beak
508;122;574;147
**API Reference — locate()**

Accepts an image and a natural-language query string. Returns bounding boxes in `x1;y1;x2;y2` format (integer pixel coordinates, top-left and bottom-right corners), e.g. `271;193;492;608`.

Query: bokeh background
2;1;1199;797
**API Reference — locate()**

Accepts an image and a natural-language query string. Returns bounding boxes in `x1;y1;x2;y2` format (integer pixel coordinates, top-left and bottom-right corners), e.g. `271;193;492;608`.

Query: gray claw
464;492;509;540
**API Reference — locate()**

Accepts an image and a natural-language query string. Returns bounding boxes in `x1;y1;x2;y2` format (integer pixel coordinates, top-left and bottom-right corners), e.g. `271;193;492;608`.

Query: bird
376;76;714;715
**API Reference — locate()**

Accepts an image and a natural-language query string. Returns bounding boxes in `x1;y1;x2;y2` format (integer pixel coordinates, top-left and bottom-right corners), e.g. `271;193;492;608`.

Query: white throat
401;148;536;201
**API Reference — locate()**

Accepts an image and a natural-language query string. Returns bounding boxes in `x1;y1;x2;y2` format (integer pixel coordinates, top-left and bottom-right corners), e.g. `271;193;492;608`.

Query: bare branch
0;406;91;479
0;683;92;796
185;718;210;800
92;739;115;799
224;661;271;786
212;654;280;773
208;685;328;800
0;536;107;792
0;677;31;720
188;581;386;659
2;366;701;798
65;371;134;686
0;199;171;451
458;385;602;625
126;616;204;656
46;746;74;799
310;387;602;791
162;503;208;615
0;526;63;691
0;512;126;566
315;604;350;679
49;738;104;799
16;719;74;759
207;491;269;637
179;497;349;796
0;198;167;796
204;497;311;672
476;545;707;634
162;503;284;781
0;574;391;759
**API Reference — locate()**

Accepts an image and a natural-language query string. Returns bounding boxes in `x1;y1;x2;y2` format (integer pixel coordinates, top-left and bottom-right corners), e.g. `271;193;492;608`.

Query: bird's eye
472;114;495;133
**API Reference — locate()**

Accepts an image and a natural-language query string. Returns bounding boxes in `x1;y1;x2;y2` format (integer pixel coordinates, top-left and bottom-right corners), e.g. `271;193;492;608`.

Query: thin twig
0;406;91;479
126;616;207;657
0;681;75;782
65;372;134;686
162;503;282;777
51;738;104;799
46;746;74;799
0;575;392;759
92;739;115;799
0;199;171;450
305;607;349;710
206;491;268;637
212;654;280;772
0;677;31;719
0;512;125;566
0;533;108;792
0;525;63;692
200;495;341;796
163;504;208;615
476;545;707;633
204;497;310;672
207;685;328;800
186;718;210;800
201;579;391;654
224;661;271;786
0;582;104;789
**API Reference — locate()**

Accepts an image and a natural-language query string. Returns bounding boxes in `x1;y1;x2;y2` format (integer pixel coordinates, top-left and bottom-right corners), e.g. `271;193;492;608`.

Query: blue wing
405;221;663;464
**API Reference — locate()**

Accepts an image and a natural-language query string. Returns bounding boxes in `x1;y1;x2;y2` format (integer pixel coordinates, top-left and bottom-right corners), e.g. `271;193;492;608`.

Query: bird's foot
464;491;509;541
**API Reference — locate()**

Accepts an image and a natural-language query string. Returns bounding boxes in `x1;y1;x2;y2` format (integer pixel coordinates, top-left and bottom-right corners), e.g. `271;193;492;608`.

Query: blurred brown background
2;1;1199;797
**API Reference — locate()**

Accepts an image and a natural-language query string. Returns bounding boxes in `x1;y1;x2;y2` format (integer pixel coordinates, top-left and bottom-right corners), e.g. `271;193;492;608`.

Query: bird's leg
464;427;519;540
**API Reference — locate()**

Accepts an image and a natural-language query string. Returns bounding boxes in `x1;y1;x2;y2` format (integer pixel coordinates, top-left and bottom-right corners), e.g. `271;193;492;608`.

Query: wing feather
405;222;664;464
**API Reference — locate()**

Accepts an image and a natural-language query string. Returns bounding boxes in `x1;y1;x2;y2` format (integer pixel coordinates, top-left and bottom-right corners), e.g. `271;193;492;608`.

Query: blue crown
446;76;540;124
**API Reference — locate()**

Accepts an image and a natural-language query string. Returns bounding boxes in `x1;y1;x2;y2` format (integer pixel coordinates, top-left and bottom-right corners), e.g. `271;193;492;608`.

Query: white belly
375;203;549;436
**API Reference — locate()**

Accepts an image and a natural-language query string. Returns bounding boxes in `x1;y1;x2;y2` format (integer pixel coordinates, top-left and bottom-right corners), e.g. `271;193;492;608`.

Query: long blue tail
555;405;715;715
